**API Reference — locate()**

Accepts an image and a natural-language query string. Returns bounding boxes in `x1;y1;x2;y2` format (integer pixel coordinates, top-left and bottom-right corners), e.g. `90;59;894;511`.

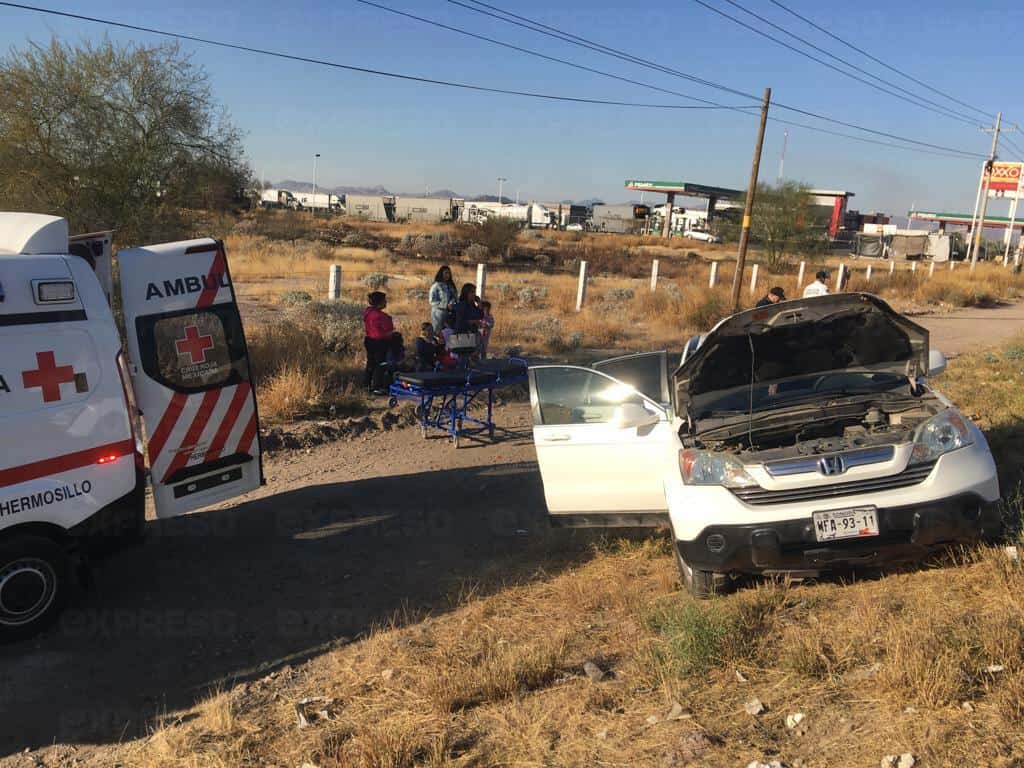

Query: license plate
813;506;879;542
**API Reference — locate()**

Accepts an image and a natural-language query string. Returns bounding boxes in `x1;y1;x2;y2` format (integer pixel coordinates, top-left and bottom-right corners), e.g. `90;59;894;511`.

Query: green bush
361;272;389;290
298;301;365;355
279;289;313;307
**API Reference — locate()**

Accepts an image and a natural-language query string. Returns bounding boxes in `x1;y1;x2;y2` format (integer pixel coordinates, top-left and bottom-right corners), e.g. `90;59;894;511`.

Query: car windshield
699;371;907;415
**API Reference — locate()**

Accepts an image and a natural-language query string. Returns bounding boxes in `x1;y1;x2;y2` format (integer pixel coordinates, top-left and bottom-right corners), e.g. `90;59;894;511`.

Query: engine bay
684;394;943;462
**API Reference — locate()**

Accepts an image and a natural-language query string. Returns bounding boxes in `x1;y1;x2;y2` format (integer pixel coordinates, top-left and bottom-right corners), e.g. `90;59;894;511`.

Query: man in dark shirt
755;286;786;308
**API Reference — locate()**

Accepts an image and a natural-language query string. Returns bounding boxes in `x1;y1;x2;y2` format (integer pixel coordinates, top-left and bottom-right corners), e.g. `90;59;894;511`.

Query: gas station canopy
624;180;745;199
909;210;1024;232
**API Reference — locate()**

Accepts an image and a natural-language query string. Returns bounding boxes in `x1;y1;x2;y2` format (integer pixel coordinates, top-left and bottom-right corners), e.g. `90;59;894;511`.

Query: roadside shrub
681;291;729;330
279;289;313;307
663;283;683;301
492;282;513;300
602;287;635;306
361;272;389;290
405;286;428;301
532;317;563;349
462;217;520;257
301;301;365;355
517;287;542;308
464;242;489;261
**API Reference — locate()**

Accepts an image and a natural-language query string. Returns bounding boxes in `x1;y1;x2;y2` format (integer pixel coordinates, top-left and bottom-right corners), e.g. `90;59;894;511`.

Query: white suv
527;293;1000;596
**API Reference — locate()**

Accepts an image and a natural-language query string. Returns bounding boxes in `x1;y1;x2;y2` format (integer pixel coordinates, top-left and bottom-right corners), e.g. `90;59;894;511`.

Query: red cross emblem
175;325;214;364
22;351;79;403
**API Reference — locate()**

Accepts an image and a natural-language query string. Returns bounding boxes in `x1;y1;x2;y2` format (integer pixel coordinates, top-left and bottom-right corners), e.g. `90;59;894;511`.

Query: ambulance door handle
542;434;571;442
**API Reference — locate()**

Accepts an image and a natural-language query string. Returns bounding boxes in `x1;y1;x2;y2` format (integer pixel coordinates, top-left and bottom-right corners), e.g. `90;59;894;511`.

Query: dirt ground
1;302;1023;761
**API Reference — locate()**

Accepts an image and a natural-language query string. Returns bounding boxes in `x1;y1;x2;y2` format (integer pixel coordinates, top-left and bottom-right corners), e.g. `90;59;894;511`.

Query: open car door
528;365;672;527
117;238;263;518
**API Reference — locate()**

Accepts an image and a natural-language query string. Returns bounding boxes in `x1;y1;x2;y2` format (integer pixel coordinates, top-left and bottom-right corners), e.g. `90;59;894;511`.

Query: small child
477;300;495;359
415;322;441;371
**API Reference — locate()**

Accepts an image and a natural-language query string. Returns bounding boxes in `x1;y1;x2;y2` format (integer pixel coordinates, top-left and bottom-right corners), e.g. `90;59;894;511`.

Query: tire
0;535;69;644
675;546;730;599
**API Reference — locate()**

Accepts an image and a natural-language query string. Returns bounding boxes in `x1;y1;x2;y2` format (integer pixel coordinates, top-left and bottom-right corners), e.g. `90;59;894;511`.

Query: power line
450;0;987;158
0;1;743;111
361;0;978;160
706;0;980;126
766;0;993;121
353;0;754;110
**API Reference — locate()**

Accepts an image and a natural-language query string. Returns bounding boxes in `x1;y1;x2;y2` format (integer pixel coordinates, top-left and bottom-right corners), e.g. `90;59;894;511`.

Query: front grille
730;461;937;506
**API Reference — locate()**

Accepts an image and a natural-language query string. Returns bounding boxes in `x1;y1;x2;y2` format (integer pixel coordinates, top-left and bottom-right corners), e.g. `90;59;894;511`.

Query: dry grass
226;215;1024;422
90;333;1024;767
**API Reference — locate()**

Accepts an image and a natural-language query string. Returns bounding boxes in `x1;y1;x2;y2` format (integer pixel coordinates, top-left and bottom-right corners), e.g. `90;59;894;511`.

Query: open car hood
672;293;929;416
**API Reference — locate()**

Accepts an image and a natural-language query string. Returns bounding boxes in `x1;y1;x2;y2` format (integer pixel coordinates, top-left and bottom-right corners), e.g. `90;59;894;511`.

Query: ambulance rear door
117;239;263;518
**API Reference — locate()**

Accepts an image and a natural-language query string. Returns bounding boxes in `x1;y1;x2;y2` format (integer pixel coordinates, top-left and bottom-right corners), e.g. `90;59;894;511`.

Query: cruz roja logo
21;351;88;403
175;325;214;364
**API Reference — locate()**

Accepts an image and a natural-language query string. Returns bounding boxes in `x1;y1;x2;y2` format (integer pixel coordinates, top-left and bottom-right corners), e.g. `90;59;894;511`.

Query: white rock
381;668;394;681
897;754;916;768
961;701;975;712
881;757;897;768
666;701;688;720
583;661;605;682
1004;545;1019;563
645;714;660;725
735;669;749;683
985;664;1005;674
785;712;806;729
744;697;765;716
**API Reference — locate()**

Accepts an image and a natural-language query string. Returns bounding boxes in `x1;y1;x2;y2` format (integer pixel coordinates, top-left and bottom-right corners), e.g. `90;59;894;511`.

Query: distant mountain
274;180;461;199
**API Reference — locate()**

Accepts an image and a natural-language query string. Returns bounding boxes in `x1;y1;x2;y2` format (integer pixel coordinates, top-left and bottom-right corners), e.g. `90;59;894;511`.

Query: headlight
679;449;758;487
910;410;973;465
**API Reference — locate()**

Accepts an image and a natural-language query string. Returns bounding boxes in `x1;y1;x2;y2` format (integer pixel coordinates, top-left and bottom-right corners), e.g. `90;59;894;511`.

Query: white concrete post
929;261;935;278
835;264;845;292
575;260;588;312
797;261;806;287
911;261;917;273
889;260;896;275
866;264;873;282
950;260;956;271
328;264;341;301
476;263;487;301
749;263;759;297
650;259;659;291
709;261;718;288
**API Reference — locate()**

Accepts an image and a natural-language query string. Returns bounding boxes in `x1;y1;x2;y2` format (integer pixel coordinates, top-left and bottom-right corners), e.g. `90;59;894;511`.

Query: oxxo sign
986;161;1024;198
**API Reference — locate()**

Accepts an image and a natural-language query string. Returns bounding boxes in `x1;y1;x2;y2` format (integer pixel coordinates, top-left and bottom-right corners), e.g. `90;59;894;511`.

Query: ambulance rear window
136;306;250;393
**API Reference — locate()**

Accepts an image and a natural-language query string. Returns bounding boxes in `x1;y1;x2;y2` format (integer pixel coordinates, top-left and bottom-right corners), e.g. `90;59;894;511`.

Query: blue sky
1;0;1022;214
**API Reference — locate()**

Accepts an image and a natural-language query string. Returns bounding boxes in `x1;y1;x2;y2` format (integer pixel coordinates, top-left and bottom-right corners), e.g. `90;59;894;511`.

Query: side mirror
611;402;660;430
928;349;947;377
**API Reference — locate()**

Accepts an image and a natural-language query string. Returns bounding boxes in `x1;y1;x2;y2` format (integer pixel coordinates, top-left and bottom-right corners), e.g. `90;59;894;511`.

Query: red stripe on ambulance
235;411;258;457
147;392;187;464
204;382;250;462
0;440;135;489
161;389;221;483
196;247;227;309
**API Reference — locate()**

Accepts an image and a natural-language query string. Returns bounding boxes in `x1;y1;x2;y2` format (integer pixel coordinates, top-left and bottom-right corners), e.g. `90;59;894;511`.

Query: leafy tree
0;38;249;244
714;182;829;270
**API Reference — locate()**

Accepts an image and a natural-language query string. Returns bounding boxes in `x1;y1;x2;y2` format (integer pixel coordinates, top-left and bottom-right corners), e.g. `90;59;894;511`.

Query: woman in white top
429;265;458;332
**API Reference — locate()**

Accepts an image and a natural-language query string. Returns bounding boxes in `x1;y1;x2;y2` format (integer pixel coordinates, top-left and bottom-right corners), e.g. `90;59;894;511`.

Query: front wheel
675;547;730;599
0;535;69;643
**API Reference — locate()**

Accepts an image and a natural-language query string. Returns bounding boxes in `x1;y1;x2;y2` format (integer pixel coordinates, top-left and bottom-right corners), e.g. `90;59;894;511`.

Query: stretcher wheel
388;397;398;408
420;426;428;438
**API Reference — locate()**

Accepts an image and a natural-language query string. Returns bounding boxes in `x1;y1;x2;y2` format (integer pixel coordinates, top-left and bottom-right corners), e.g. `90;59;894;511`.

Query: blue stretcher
387;358;528;447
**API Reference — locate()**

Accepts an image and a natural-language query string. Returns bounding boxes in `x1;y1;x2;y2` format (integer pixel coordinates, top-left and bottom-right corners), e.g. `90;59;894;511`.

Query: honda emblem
818;455;846;476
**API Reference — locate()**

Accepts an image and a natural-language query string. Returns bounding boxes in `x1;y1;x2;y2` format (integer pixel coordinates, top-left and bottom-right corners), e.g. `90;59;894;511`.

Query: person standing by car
454;282;483;333
363;291;394;392
756;286;786;307
429;265;458;332
802;270;830;298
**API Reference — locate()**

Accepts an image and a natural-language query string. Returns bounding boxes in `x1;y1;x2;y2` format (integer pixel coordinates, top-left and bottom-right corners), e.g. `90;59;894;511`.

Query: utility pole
969;113;1001;269
731;87;771;311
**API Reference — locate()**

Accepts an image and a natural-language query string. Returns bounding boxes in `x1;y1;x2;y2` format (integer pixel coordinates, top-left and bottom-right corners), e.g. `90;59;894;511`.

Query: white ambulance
0;213;263;642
